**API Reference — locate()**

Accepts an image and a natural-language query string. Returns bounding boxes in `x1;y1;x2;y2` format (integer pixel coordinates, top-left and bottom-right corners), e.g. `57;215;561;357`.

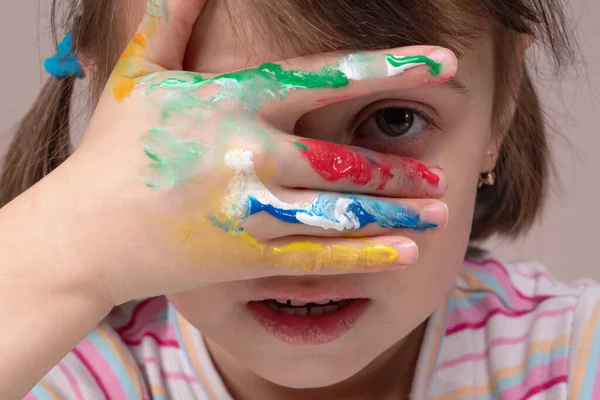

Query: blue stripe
86;330;140;399
456;346;568;400
448;292;489;311
466;269;512;309
494;346;567;395
580;304;600;399
30;384;52;400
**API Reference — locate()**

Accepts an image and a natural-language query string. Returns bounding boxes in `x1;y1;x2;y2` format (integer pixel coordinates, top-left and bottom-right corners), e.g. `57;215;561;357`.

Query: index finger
257;46;457;126
108;0;206;102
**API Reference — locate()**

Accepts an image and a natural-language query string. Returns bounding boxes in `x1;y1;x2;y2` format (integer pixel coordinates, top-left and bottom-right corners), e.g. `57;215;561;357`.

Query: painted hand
65;0;457;306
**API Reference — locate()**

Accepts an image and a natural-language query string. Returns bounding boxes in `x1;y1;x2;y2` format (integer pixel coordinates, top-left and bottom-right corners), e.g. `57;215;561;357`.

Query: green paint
142;127;204;188
143;62;350;119
293;142;309;151
139;53;440;189
147;0;168;22
385;54;442;76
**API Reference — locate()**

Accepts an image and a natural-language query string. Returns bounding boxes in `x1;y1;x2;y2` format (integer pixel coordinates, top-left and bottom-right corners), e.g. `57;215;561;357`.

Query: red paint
297;139;440;189
297;138;393;190
246;299;370;345
417;163;440;185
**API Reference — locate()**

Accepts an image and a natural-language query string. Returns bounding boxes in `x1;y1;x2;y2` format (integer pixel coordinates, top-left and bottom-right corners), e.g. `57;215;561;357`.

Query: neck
206;321;428;400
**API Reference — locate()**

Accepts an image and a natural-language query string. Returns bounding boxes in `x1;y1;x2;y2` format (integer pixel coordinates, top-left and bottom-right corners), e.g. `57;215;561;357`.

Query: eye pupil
375;107;414;137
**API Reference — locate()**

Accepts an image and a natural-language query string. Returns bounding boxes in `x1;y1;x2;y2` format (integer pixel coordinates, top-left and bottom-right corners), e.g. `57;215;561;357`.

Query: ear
480;38;529;173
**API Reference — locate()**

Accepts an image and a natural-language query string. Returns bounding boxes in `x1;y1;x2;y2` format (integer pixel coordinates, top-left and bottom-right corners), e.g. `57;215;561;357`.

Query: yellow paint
110;33;148;102
236;230;399;272
108;0;167;102
164;208;400;273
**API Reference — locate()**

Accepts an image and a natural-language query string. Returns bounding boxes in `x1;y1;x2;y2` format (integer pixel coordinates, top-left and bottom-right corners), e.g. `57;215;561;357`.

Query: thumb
109;0;207;102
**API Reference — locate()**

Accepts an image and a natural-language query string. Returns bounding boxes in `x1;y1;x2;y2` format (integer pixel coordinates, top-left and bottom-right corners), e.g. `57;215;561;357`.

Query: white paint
337;55;372;81
386;62;425;77
223;149;360;231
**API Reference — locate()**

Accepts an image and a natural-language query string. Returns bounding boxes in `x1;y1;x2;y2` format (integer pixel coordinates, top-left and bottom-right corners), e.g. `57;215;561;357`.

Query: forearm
0;183;112;398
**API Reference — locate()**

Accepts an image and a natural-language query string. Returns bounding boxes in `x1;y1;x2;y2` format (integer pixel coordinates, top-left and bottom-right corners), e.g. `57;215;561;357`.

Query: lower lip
246;299;370;345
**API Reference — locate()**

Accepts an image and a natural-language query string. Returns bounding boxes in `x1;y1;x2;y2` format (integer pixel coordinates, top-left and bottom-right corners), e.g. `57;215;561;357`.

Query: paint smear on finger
294;138;440;189
108;0;168;101
170;213;401;272
221;148;436;232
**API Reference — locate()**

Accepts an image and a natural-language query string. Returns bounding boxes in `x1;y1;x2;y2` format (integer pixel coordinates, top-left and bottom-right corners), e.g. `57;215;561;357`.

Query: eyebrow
443;78;471;97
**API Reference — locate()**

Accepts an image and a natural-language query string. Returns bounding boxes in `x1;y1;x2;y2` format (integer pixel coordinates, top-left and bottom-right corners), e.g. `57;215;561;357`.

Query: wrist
0;174;113;313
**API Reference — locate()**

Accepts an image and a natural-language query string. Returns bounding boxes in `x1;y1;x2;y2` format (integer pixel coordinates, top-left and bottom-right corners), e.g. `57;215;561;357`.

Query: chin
247;348;371;389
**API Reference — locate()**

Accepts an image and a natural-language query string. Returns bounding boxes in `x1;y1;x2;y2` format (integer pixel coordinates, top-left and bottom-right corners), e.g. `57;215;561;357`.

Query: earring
478;151;496;188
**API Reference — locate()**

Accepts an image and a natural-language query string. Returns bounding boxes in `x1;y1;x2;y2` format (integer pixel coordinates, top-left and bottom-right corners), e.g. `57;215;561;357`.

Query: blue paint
44;31;85;79
209;216;243;233
246;194;436;232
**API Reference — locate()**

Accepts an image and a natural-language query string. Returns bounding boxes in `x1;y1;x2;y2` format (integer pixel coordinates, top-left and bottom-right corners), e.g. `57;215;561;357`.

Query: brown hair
0;0;575;243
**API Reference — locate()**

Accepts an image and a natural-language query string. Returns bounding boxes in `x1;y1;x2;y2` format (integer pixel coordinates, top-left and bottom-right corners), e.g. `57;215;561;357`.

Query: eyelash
352;101;441;150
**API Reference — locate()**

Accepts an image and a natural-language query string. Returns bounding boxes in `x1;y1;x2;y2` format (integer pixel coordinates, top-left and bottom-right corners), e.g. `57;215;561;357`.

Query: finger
109;0;206;101
240;189;448;240
256;45;458;125
221;148;448;239
273;136;446;198
251;235;419;274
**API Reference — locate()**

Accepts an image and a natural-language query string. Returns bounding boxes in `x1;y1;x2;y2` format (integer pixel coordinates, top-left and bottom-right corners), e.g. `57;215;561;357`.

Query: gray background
1;0;599;281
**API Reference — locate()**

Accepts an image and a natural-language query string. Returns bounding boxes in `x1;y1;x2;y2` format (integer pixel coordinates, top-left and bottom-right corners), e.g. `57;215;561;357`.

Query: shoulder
26;297;175;400
434;258;600;399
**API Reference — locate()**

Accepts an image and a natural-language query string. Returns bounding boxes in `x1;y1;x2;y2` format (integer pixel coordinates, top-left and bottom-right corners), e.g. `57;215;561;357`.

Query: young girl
1;0;596;399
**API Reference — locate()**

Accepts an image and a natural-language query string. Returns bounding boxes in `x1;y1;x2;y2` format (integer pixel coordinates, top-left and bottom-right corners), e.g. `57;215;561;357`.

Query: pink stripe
465;259;552;307
138;358;197;384
24;393;37;400
437;332;559;371
121;331;180;348
446;305;575;336
72;347;109;399
74;339;127;399
121;321;178;343
116;297;167;335
58;362;85;400
514;265;590;290
519;375;568;400
514;266;554;283
447;285;574;331
498;358;568;399
592;359;600;400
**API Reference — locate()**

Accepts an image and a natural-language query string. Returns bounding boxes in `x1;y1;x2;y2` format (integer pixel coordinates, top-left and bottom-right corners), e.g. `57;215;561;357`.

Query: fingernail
426;48;457;78
392;241;418;265
422;202;449;230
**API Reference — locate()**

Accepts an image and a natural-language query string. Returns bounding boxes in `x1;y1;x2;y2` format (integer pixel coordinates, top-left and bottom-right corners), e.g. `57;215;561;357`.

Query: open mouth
246;298;370;345
262;298;351;317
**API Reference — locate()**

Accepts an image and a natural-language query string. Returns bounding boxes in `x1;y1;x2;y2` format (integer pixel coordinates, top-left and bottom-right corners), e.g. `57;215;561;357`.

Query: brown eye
375;107;417;137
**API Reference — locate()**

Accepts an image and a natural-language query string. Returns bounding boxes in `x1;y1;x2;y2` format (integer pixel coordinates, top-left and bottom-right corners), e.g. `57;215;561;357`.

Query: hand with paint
38;0;457;306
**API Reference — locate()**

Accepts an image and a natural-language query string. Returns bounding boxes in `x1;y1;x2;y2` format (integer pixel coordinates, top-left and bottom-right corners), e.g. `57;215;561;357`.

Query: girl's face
127;1;498;390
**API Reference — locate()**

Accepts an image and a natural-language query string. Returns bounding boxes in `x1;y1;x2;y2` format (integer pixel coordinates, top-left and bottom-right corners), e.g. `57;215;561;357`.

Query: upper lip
248;279;368;303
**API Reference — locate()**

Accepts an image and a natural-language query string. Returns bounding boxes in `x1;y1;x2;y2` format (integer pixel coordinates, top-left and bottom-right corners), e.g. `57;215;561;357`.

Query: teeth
315;300;331;305
323;305;339;314
266;300;342;317
295;307;308;317
280;307;295;316
290;300;308;307
310;307;325;317
275;298;288;305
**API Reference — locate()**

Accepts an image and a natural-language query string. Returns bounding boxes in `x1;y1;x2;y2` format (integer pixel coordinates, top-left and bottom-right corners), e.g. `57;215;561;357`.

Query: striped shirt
27;258;600;399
